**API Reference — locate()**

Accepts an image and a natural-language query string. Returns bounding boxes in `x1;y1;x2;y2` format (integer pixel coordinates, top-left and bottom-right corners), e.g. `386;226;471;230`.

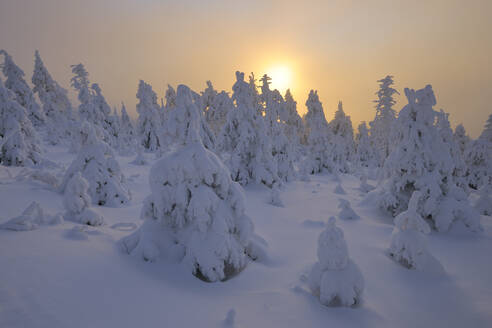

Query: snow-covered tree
465;115;492;189
453;123;470;155
217;71;278;187
282;89;304;147
63;172;104;226
378;85;481;232
61;121;131;207
91;83;118;148
475;184;492;216
1;50;45;127
162;84;215;152
118;102;136;155
308;217;364;307
302;90;332;174
388;191;443;273
0;201;62;231
32;50;73;144
338;199;360;220
122;85;262;282
355;122;375;168
328;101;355;173
260;74;296;182
71;64;92;120
202;81;232;136
369;75;399;167
0;79;42;166
136;80;161;152
165;84;176;109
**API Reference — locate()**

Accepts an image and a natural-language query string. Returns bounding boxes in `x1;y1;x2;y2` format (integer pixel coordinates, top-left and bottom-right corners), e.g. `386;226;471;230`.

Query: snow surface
1;143;491;327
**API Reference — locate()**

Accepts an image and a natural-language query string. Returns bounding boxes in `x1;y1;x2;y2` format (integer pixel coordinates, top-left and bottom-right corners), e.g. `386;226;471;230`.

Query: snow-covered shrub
130;145;147;165
63;172;104;226
308;217;364;307
32;50;73;144
378;85;481;232
328;101;355;173
268;184;283;207
122;84;262;282
388;191;443;273
369;75;399;167
0;79;43;167
302;90;332;174
0;201;63;231
338;199;360;220
358;174;375;193
1;50;45;127
61;122;131;207
136;80;161;152
334;183;346;195
217;71;278;187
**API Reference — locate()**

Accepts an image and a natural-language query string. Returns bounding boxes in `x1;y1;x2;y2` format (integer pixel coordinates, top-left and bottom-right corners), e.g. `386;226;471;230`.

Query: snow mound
0;201;63;231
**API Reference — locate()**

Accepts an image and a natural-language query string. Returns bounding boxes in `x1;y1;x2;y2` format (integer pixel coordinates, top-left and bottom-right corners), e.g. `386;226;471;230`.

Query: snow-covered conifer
61;122;131;207
0;201;62;231
63;172;104;226
465;116;492;189
0;79;42;166
217;71;278;187
136;80;161;152
378;85;481;232
334;183;346;195
260;74;296;182
268;184;283;207
355;122;375;168
453;123;470;155
282;89;304;146
91;83;118;148
475;184;492;216
1;50;45;127
32;50;73;144
388;191;443;273
308;217;364;307
119;102;136;155
165;84;176;109
202;81;232;136
328;101;355;173
162;84;215;151
369;76;399;167
338;199;360;220
302;90;332;174
122;85;262;282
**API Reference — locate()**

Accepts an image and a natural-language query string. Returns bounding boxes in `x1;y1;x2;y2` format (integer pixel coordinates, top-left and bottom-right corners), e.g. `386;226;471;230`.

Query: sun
265;65;292;93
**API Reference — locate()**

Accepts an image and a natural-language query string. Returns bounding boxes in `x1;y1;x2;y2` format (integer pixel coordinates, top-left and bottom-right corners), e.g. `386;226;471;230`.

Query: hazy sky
1;0;491;137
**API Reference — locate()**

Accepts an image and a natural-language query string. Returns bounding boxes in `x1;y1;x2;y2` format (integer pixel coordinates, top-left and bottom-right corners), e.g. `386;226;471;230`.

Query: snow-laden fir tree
60;121;131;207
328;101;355;173
32;50;73;144
118;102;137;156
260;74;296;182
388;191;443;273
63;172;104;226
475;184;492;216
354;122;375;168
308;217;364;307
453;123;470;155
465;114;492;189
378;85;481;232
281;89;304;147
1;50;45;127
202;81;233;136
369;75;399;167
136;80;162;152
0;79;42;166
121;84;262;282
165;84;177;109
71;64;93;121
217;71;278;187
302;90;332;174
91;83;119;148
162;84;215;152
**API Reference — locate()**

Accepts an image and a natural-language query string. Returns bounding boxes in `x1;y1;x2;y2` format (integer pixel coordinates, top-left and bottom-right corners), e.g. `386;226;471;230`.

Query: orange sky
1;0;491;137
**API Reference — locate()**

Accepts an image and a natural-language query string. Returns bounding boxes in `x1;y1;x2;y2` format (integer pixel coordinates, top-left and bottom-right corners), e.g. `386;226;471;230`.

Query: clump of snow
63;172;104;226
358;174;375;193
308;217;364;307
338;199;360;220
122;84;264;282
0;201;62;231
268;184;283;207
388;191;444;273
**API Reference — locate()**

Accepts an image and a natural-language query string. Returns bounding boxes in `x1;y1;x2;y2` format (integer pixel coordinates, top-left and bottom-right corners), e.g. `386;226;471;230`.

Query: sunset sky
1;0;490;137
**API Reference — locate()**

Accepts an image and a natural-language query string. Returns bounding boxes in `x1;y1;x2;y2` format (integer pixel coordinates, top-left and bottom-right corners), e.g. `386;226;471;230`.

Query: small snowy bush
63;172;104;226
308;217;364;307
338;199;360;220
0;201;62;231
388;191;444;273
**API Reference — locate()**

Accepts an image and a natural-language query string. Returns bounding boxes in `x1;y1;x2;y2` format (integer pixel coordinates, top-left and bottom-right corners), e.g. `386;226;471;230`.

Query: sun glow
265;65;292;93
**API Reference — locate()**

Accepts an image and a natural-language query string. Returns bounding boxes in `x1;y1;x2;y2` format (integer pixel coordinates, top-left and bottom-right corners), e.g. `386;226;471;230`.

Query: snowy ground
1;144;491;328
